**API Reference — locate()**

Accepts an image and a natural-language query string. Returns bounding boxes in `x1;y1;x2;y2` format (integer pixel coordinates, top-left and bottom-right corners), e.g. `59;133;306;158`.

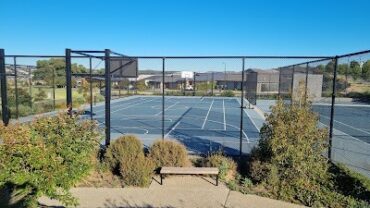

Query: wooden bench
160;167;219;186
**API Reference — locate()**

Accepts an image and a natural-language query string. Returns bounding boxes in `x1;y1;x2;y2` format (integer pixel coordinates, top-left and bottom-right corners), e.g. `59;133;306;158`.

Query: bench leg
216;175;218;186
160;174;163;185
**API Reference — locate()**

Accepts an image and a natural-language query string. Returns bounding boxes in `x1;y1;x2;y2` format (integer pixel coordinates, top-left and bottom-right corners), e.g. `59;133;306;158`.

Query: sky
1;0;370;70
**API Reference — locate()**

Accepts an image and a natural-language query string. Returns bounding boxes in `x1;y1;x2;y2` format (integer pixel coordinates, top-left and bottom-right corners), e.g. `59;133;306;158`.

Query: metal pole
28;66;32;109
278;68;282;98
0;49;9;125
52;65;56;110
65;49;72;115
239;58;245;156
211;72;214;96
290;66;295;103
162;58;165;139
89;57;93;120
193;72;196;96
304;63;309;103
119;81;121;98
14;57;19;119
328;57;338;160
105;49;111;146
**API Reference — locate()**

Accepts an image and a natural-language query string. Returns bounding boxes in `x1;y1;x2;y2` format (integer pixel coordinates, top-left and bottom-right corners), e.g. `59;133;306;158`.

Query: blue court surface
91;96;263;155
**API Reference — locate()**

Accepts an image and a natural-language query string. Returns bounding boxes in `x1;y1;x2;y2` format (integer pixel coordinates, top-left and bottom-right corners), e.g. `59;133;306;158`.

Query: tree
325;60;335;73
337;63;349;75
33;59;87;87
361;60;370;80
349;61;362;81
34;88;47;102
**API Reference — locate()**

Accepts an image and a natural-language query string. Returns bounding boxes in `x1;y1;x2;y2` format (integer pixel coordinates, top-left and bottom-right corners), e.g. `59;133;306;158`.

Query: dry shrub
149;140;189;168
104;135;154;187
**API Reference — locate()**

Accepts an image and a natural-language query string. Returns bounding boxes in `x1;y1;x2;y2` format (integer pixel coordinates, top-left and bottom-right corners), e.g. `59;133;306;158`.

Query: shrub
104;135;154;187
0;113;100;207
149;140;189;168
249;87;370;207
221;90;235;97
119;155;154;187
204;152;236;182
105;135;143;173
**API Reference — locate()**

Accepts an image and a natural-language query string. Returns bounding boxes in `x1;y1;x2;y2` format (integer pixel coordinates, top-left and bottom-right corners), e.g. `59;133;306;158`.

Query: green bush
149;140;189;168
221;90;235;97
0;113;100;207
249;88;369;207
104;135;154;187
203;152;236;182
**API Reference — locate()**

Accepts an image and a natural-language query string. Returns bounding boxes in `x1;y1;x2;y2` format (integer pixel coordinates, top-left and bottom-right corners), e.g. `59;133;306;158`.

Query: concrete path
38;176;304;208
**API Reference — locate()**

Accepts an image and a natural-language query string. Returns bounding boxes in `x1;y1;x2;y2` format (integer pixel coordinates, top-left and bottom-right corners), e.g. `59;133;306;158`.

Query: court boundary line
320;115;370;135
237;98;261;133
155;101;179;116
202;99;215;129
110;98;156;113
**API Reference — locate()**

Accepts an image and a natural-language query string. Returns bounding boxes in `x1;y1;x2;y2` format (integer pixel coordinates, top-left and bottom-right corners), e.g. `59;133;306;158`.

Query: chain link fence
0;49;369;177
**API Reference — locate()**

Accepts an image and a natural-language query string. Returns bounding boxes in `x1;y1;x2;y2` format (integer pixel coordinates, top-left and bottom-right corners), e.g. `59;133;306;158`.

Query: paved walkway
38;176;304;208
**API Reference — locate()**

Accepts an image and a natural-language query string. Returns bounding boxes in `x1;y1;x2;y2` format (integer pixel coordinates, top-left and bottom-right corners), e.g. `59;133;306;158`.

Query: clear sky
1;0;370;71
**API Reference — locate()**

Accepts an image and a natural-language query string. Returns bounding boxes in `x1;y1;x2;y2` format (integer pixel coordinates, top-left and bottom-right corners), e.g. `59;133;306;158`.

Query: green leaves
0;113;100;207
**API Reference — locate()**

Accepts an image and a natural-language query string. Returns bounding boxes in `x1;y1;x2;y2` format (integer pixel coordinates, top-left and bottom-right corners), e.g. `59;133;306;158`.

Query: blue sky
1;0;369;70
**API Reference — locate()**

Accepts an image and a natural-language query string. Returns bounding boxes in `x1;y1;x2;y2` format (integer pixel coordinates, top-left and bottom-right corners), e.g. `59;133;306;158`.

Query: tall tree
361;60;370;80
33;59;87;86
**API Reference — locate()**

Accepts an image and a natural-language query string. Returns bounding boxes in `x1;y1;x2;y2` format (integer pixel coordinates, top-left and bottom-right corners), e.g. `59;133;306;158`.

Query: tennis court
91;96;264;155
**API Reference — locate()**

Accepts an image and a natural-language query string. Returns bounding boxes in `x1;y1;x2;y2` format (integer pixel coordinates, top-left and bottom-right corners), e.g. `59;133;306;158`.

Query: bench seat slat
160;167;219;175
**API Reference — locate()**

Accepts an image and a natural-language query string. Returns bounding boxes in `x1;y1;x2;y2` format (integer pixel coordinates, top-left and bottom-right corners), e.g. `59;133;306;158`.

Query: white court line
207;119;250;142
223;99;226;131
319;121;370;147
320;115;370;135
110;98;156;113
201;99;215;129
237;98;261;133
155;102;179;116
165;121;181;138
94;97;147;113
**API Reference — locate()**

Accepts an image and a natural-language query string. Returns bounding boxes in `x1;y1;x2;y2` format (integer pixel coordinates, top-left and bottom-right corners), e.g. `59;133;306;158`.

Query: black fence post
162;58;165;139
278;67;282;98
239;58;245;156
65;49;72;115
304;62;309;103
328;56;338;160
14;57;19;119
211;72;214;96
52;66;56;110
0;49;9;125
105;49;111;146
28;66;32;110
291;65;295;103
193;72;196;96
89;57;93;120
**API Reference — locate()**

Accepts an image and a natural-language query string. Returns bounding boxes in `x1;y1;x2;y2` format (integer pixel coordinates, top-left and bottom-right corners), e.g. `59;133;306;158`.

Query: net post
239;58;245;156
104;49;111;146
328;56;338;160
65;48;72;115
0;49;9;125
